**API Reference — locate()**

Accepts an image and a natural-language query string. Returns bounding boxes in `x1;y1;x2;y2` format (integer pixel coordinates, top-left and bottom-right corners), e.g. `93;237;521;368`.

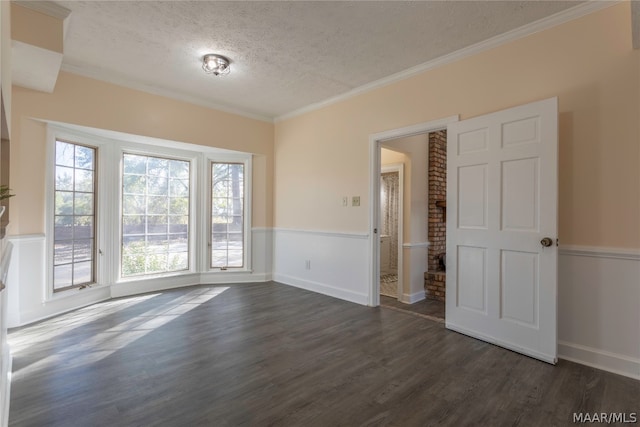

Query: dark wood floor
9;282;639;426
380;295;445;321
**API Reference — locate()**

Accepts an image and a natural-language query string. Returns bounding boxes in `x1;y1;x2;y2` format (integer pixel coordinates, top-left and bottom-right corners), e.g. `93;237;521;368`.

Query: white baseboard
401;290;426;304
273;273;369;306
558;341;640;380
200;271;271;284
272;228;370;306
110;273;201;298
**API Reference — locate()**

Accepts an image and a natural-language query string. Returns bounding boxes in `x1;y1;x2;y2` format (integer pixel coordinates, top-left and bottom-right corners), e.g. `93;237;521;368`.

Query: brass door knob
540;237;553;247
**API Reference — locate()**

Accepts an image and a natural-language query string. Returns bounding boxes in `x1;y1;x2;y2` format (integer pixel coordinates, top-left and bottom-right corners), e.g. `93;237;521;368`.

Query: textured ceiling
57;1;583;120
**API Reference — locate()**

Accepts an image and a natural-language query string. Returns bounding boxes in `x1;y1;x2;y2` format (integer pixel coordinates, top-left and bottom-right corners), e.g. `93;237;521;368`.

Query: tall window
122;154;190;277
53;141;96;291
211;162;244;269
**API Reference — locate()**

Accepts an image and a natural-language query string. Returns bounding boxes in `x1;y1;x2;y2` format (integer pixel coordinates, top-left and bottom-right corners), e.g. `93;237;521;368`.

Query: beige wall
11;71;274;235
274;3;640;249
11;4;63;54
381;147;406;166
1;1;11;137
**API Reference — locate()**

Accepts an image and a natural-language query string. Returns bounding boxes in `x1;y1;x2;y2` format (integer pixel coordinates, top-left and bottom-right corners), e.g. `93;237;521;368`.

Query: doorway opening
379;162;403;300
369;115;458;318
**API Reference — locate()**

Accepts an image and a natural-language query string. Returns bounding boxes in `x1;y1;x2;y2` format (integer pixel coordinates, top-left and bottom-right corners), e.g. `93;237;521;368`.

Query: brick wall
426;130;446;301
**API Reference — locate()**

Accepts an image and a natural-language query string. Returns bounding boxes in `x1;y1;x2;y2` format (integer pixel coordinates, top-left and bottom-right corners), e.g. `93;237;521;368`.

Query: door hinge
374;228;378;234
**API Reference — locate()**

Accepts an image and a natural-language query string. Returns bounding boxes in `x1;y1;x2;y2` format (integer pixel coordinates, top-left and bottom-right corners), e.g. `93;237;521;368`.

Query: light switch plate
352;196;360;207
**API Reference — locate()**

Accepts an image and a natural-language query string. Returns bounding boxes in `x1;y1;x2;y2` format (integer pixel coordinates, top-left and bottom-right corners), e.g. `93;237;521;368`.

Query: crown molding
60;64;274;123
275;1;619;123
13;1;71;20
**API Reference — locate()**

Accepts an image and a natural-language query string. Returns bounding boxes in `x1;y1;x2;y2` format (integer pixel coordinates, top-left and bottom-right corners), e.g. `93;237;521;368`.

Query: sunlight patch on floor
11;287;229;375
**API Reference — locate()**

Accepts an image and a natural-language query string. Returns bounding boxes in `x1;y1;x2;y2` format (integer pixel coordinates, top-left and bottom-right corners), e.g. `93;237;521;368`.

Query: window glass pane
123;175;146;195
168;252;188;270
75;145;94;170
74;216;93;239
55;141;75;167
55;166;74;191
123;215;145;235
122;154;190;277
73;262;93;285
169;215;189;233
148;176;169;195
123;195;146;215
73;239;93;262
74;193;93;215
54;264;72;288
147;157;169;176
54;216;73;241
170;179;189;197
147;196;168;215
53;141;96;291
74;169;93;192
54;242;73;265
123;155;147;174
170;161;189;179
211;162;244;268
169;197;189;215
55;192;74;215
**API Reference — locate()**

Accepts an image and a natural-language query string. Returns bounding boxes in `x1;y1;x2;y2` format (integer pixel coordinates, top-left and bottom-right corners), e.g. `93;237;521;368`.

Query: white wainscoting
7;229;274;328
272;228;370;305
0;240;12;427
557;246;640;380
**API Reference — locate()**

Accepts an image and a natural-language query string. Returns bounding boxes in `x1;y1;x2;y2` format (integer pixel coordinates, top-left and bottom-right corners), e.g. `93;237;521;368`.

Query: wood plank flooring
8;282;640;426
380;295;445;321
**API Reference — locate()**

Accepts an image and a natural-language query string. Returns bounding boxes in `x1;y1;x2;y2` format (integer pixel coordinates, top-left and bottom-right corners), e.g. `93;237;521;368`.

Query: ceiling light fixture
202;54;231;76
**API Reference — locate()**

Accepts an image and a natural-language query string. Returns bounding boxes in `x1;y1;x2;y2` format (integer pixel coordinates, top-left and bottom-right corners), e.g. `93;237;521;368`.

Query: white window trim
205;153;253;273
45;126;112;301
45;123;254;301
116;143;201;282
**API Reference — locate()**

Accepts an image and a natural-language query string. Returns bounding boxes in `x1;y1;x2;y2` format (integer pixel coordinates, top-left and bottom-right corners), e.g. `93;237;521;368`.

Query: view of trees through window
211;162;244;268
53;141;96;291
122;154;190;276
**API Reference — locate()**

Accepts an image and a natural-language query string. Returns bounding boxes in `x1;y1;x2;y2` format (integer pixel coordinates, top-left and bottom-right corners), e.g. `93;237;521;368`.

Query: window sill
45;283;111;303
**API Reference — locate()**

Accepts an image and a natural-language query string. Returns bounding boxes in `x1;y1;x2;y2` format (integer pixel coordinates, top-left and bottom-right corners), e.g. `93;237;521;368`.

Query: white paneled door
446;97;558;363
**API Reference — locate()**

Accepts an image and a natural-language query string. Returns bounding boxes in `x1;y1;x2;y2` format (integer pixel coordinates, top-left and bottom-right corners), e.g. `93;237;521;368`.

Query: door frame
380;163;404;300
368;115;458;307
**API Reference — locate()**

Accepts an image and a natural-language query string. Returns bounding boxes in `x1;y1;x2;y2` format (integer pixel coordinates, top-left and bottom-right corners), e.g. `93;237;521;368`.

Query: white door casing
446;97;558;363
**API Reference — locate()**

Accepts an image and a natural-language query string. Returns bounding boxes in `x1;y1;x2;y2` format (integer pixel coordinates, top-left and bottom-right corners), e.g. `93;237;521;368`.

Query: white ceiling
53;1;586;121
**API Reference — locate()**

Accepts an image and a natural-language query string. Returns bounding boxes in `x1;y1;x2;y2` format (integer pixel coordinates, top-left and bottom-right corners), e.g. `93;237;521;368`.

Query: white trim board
272;273;369;306
276;1;617;122
273;228;368;239
559;245;640;260
558;341;640;381
557;246;640;380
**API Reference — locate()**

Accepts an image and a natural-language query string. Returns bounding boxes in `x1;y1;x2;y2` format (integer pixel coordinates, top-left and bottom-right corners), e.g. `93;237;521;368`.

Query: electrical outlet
352;196;360;207
305;260;311;270
342;196;348;207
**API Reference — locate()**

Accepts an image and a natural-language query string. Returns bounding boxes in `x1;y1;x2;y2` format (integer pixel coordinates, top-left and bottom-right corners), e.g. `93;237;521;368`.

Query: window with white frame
211;162;245;269
48;126;252;296
53;140;97;292
121;153;191;277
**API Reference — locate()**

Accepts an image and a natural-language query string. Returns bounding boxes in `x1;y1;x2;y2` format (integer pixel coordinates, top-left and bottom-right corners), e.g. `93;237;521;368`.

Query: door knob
540;237;553;247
